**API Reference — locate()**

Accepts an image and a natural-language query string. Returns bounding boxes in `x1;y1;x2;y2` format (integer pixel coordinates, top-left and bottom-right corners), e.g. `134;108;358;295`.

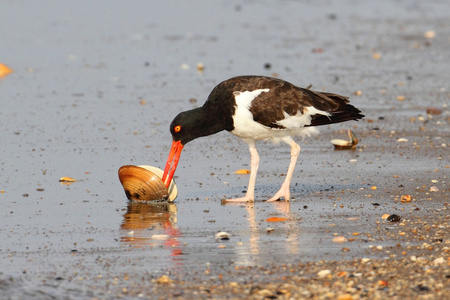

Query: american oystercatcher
162;76;364;203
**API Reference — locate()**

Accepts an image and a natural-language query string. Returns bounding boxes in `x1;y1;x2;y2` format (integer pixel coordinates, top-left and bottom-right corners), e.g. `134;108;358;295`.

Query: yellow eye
174;125;181;133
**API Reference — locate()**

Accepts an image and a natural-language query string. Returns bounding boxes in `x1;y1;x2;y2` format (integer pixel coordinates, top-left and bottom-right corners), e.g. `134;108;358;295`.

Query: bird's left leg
267;137;300;202
224;141;259;203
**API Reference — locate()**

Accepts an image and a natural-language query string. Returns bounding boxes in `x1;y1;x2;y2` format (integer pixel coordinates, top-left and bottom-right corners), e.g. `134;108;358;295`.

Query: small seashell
429;186;439;192
59;176;77;182
400;195;412;202
332;236;347;243
330;129;358;150
118;165;177;202
317;269;331;278
215;231;231;240
397;138;408;142
235;169;250;174
381;214;390;220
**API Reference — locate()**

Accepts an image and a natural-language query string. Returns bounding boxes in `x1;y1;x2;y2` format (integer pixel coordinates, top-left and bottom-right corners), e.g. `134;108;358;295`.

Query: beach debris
387;214;402;222
0;63;13;77
429;186;439;192
215;231;231;240
59;177;77;182
156;275;172;284
424;30;436;39
235;169;250;174
330;129;358;149
317;269;331;278
400;195;412;203
265;217;288;222
197;63;205;72
332;236;347;243
426;107;442;115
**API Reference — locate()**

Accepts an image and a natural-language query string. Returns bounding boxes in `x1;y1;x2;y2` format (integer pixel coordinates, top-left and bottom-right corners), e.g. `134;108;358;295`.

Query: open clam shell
118;165;178;202
330;129;359;150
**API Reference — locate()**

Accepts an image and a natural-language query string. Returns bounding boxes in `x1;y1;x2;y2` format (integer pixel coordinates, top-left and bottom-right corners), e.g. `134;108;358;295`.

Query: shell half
330;129;359;149
118;165;178;202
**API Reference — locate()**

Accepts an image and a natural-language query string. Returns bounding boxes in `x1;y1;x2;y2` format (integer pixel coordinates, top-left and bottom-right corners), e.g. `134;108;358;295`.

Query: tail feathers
308;93;364;127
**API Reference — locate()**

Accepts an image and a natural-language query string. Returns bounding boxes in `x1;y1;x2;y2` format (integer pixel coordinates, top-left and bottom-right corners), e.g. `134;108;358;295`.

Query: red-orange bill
162;140;183;188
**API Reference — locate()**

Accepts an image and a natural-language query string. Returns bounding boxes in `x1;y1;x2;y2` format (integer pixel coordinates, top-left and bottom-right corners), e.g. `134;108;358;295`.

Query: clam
118;165;177;202
330;129;359;150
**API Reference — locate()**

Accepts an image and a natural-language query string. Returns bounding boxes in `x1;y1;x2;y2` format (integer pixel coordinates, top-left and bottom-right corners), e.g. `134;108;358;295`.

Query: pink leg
224;142;259;203
267;138;300;202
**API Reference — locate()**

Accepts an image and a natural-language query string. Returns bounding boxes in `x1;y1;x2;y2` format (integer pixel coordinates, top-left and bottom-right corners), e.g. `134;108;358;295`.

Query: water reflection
235;200;300;265
120;202;181;255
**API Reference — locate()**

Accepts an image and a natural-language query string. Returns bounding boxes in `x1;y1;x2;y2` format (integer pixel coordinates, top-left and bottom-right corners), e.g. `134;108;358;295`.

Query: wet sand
0;0;449;299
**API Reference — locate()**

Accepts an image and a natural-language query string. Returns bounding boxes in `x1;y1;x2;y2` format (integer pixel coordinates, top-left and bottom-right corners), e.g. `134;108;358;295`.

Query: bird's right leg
223;142;259;203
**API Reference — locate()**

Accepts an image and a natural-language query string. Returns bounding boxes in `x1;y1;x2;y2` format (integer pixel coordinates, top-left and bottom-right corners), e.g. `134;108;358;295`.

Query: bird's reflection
235;200;300;265
120;202;181;255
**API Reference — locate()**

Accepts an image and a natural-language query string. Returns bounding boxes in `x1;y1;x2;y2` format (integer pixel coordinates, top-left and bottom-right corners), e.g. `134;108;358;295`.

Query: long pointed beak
162;140;184;188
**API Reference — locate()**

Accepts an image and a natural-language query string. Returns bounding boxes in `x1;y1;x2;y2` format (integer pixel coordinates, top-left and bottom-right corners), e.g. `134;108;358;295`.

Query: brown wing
233;76;358;128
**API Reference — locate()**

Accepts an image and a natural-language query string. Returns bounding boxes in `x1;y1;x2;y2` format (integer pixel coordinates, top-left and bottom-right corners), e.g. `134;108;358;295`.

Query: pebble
317;269;331;278
337;294;353;300
424;30;436;39
433;257;445;265
332;236;347;243
156;275;172;284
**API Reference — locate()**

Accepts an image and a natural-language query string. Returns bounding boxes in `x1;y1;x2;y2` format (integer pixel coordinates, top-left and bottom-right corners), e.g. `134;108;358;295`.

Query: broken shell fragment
215;231;231;240
118;165;177;203
235;169;250;174
0;63;13;77
330;129;359;149
59;177;77;182
400;195;412;203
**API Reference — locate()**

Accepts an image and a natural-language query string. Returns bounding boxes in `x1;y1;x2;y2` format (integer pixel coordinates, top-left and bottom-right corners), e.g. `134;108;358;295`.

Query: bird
162;75;364;203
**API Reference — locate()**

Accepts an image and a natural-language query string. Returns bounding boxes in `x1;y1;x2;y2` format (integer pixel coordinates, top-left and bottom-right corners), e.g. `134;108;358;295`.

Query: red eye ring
174;125;181;133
